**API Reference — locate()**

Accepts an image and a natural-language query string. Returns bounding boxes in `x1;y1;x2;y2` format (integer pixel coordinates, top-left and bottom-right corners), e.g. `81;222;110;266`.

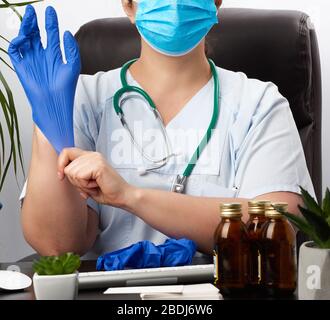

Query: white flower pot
33;272;78;300
298;241;330;300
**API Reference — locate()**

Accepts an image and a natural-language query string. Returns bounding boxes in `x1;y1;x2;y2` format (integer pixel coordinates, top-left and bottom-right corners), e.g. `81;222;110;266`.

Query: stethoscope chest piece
171;175;188;194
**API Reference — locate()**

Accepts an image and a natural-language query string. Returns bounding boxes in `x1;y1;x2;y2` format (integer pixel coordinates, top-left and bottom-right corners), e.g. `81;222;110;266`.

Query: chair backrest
75;8;322;202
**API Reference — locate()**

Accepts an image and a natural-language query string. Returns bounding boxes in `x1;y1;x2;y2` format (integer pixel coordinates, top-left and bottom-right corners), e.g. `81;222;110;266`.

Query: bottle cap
265;202;289;218
220;203;242;218
248;200;271;215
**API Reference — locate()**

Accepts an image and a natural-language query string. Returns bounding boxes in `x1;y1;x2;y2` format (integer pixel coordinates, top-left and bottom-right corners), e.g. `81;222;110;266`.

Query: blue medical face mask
135;0;218;57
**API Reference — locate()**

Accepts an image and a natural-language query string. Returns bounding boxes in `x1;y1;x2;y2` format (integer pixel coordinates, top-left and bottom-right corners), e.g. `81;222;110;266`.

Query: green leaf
327;216;330;228
0;87;15;191
322;188;330;220
0;0;41;191
0;34;10;44
319;239;330;249
0;56;15;72
33;253;81;276
281;211;324;247
0;71;17;161
281;211;314;236
0;0;42;8
300;186;324;217
1;0;22;19
0;46;8;54
0;121;5;164
0;1;43;20
298;205;330;243
0;69;25;191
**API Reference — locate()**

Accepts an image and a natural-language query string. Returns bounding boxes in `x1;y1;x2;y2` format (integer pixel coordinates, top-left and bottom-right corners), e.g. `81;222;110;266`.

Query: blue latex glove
8;5;81;154
96;239;197;271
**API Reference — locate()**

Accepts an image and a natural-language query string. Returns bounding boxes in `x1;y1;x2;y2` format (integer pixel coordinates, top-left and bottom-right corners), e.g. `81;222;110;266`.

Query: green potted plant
0;0;43;209
276;187;330;300
32;252;81;300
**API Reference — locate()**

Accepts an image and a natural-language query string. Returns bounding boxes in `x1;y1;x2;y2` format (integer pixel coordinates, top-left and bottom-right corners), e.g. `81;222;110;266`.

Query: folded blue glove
96;239;197;271
8;5;81;154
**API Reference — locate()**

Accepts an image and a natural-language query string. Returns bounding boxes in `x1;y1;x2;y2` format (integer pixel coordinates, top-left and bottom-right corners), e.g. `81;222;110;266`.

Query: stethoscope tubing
113;58;220;191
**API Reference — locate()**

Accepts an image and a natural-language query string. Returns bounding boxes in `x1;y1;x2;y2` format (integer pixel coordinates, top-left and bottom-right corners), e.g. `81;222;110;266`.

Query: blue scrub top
22;65;315;259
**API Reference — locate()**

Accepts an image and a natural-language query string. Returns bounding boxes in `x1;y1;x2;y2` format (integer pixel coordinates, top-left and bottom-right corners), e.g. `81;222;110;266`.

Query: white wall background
0;0;329;262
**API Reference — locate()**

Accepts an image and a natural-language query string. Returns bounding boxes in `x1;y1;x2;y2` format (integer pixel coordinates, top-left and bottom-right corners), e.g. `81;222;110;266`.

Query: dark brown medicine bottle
214;203;250;296
261;203;297;296
246;200;270;287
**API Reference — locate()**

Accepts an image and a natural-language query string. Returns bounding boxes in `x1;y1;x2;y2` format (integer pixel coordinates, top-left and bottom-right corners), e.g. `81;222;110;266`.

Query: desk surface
0;260;140;300
0;259;296;300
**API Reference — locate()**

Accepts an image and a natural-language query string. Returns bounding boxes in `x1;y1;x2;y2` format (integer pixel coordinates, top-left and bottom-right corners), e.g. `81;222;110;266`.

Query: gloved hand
96;239;197;271
8;5;81;154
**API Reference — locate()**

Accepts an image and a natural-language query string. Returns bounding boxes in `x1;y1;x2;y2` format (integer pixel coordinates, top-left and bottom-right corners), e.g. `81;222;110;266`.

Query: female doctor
11;0;315;257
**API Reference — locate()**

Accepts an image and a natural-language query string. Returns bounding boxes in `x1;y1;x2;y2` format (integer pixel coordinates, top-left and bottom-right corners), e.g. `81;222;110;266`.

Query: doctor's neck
130;39;212;94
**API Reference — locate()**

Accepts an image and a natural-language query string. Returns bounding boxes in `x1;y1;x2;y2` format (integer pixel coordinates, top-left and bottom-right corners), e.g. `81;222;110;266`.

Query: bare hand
57;148;133;207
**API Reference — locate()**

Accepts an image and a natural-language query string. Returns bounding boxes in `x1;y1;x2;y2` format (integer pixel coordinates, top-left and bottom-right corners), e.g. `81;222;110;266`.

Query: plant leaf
0;34;10;43
319;239;330;249
0;0;42;8
0;1;40;191
0;86;15;191
298;205;330;243
0;56;15;72
0;46;12;80
0;79;16;183
280;211;324;247
33;253;81;276
300;186;324;217
281;211;313;236
0;46;8;54
1;1;43;20
0;69;25;190
327;216;330;228
1;0;22;19
0;121;5;164
322;188;330;220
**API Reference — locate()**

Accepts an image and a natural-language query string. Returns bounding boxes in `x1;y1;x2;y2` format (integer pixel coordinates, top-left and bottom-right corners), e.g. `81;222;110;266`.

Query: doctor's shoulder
74;68;123;112
217;66;290;123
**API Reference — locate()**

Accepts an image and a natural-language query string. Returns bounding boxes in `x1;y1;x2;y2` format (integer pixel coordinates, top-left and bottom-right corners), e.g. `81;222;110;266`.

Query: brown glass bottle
214;203;250;296
260;203;297;296
246;201;270;288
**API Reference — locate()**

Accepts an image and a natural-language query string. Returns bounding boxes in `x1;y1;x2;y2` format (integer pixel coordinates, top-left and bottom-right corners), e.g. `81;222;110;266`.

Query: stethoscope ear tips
137;167;148;176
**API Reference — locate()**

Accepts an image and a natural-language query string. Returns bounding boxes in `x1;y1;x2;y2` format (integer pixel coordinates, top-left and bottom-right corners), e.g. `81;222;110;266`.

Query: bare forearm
124;187;250;255
124;188;303;255
21;128;98;256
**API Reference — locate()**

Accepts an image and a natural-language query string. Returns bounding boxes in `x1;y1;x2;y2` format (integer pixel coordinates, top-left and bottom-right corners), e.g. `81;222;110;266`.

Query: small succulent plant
33;253;81;276
276;187;330;249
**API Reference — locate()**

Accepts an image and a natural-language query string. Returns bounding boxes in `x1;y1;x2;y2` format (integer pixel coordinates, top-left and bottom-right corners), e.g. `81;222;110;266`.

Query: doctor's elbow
22;227;89;257
21;209;90;257
23;231;89;257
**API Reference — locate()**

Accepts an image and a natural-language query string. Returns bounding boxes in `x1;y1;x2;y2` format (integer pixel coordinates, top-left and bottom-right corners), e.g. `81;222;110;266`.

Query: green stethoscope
113;58;220;194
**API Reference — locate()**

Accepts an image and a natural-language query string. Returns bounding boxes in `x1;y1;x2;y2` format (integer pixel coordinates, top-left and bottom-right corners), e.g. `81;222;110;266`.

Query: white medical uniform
21;65;315;259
